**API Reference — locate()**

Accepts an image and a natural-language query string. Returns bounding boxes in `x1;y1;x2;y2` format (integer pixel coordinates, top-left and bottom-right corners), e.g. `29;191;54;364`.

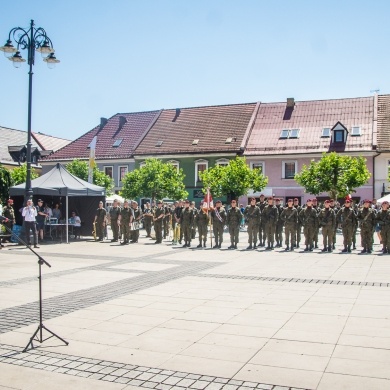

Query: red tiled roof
377;94;390;151
134;103;257;156
32;132;71;152
244;97;375;155
44;111;161;161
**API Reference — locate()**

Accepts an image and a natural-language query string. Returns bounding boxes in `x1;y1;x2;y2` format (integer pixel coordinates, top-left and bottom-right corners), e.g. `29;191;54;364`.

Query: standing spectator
153;200;165;244
52;203;62;221
22;199;39;248
94;201;107;241
69;211;81;239
36;199;47;242
2;199;15;243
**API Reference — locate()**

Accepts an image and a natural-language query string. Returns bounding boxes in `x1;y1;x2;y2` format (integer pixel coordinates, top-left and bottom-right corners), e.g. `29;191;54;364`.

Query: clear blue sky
0;0;389;140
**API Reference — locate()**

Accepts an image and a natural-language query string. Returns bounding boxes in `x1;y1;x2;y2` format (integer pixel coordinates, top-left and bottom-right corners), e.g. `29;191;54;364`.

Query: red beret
324;200;330;203
287;199;293;202
294;198;299;201
306;199;312;202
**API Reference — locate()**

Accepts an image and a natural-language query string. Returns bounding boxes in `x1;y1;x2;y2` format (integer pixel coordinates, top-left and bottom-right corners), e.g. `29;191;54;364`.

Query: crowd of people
0;198;81;248
95;196;390;254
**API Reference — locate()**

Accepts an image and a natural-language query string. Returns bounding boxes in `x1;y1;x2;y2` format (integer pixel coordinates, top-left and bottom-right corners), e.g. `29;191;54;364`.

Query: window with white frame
282;161;297;179
195;159;208;185
216;158;229;167
251;161;264;174
351;126;361;136
322;127;331;137
167;160;179;172
280;129;300;139
118;166;128;184
104;166;113;178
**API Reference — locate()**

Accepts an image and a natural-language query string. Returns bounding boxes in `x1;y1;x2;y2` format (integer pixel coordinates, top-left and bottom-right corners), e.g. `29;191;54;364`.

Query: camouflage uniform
196;210;209;247
154;206;165;244
337;206;358;252
275;203;284;247
312;204;320;248
180;206;194;247
357;206;376;253
226;207;242;249
299;206;318;251
211;206;226;248
294;203;302;247
280;206;298;250
130;206;142;243
109;205;121;241
376;208;390;254
143;206;153;237
318;207;336;252
256;200;267;246
243;204;261;249
330;204;340;249
119;206;131;244
262;204;279;249
2;204;15;242
95;207;107;241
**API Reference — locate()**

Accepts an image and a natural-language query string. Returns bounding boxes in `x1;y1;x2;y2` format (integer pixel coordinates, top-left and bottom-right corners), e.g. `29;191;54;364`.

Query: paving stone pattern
197;273;390;287
0;343;308;390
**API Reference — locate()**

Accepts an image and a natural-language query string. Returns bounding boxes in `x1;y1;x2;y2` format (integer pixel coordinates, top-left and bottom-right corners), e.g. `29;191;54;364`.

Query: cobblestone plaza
1;232;390;389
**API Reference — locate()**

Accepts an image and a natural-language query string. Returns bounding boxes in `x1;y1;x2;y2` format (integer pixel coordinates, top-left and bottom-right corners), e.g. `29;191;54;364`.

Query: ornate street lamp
0;20;60;202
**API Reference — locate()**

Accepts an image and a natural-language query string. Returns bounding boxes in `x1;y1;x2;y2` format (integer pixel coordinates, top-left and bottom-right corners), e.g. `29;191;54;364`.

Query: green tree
66;159;114;195
0;165;13;201
295;152;371;200
10;163;39;186
200;156;268;201
121;158;188;201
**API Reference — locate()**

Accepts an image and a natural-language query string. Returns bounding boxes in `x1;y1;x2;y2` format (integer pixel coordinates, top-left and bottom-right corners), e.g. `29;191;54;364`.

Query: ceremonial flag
88;136;97;184
202;187;214;210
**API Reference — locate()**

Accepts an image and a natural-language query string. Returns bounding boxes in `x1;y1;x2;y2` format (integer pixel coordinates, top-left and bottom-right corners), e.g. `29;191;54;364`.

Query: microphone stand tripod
0;221;69;352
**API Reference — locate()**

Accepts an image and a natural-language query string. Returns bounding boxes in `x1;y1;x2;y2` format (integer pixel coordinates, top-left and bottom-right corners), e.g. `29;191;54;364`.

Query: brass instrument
92;222;97;241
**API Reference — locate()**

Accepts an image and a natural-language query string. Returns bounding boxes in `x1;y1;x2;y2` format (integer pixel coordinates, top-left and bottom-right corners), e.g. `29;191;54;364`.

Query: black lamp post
0;20;59;202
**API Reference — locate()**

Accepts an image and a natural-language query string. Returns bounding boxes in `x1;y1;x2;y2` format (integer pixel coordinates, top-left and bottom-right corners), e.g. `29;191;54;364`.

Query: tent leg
66;196;69;244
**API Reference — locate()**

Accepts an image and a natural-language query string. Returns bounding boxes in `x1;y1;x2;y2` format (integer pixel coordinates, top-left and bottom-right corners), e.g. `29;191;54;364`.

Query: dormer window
225;137;233;144
113;139;122;147
334;130;344;143
322;128;331;137
280;129;289;138
155;140;163;147
330;121;348;144
192;139;199;145
351;126;361;136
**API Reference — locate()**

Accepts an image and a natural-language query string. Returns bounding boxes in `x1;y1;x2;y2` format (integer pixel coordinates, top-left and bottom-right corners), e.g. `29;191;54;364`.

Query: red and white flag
202;187;214;210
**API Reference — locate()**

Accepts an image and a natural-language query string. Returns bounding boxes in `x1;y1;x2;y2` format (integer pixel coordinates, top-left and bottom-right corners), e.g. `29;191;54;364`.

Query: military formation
95;196;390;255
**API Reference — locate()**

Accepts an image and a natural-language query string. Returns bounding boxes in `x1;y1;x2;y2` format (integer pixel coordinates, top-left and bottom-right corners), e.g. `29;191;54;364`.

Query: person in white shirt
69;211;81;239
22;199;39;248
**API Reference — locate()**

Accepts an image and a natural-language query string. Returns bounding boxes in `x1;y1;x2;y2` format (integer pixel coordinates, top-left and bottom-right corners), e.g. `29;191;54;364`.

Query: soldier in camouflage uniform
180;200;194;247
337;199;358;253
256;194;267;246
118;200;131;245
130;201;142;243
109;199;121;242
357;200;376;253
262;197;278;250
143;202;153;238
293;198;302;248
153;200;165;244
226;199;242;249
211;200;226;249
94;201;107;241
196;207;209;248
299;199;318;251
318;199;336;252
190;201;198;240
351;201;359;250
2;199;15;243
280;199;298;251
275;198;284;247
330;199;340;249
243;197;261;249
312;198;320;249
377;200;390;254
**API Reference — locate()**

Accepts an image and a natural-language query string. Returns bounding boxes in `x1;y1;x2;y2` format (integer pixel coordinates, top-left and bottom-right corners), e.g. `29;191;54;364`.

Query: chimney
286;98;295;108
113;115;127;138
172;108;181;122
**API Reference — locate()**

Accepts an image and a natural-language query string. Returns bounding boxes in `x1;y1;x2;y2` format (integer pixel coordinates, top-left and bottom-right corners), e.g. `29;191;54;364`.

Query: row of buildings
6;94;390;205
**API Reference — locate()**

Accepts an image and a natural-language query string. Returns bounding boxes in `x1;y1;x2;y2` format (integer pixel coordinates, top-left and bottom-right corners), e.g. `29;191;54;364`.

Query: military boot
304;245;309;252
285;246;289;251
321;247;327;252
309;245;314;251
361;247;367;254
197;243;202;248
328;246;332;252
247;245;253;250
203;241;206;247
341;246;348;253
347;245;351;253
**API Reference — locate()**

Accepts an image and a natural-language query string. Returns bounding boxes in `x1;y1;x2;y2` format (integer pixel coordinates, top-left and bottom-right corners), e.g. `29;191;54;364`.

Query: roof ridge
259;95;374;105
